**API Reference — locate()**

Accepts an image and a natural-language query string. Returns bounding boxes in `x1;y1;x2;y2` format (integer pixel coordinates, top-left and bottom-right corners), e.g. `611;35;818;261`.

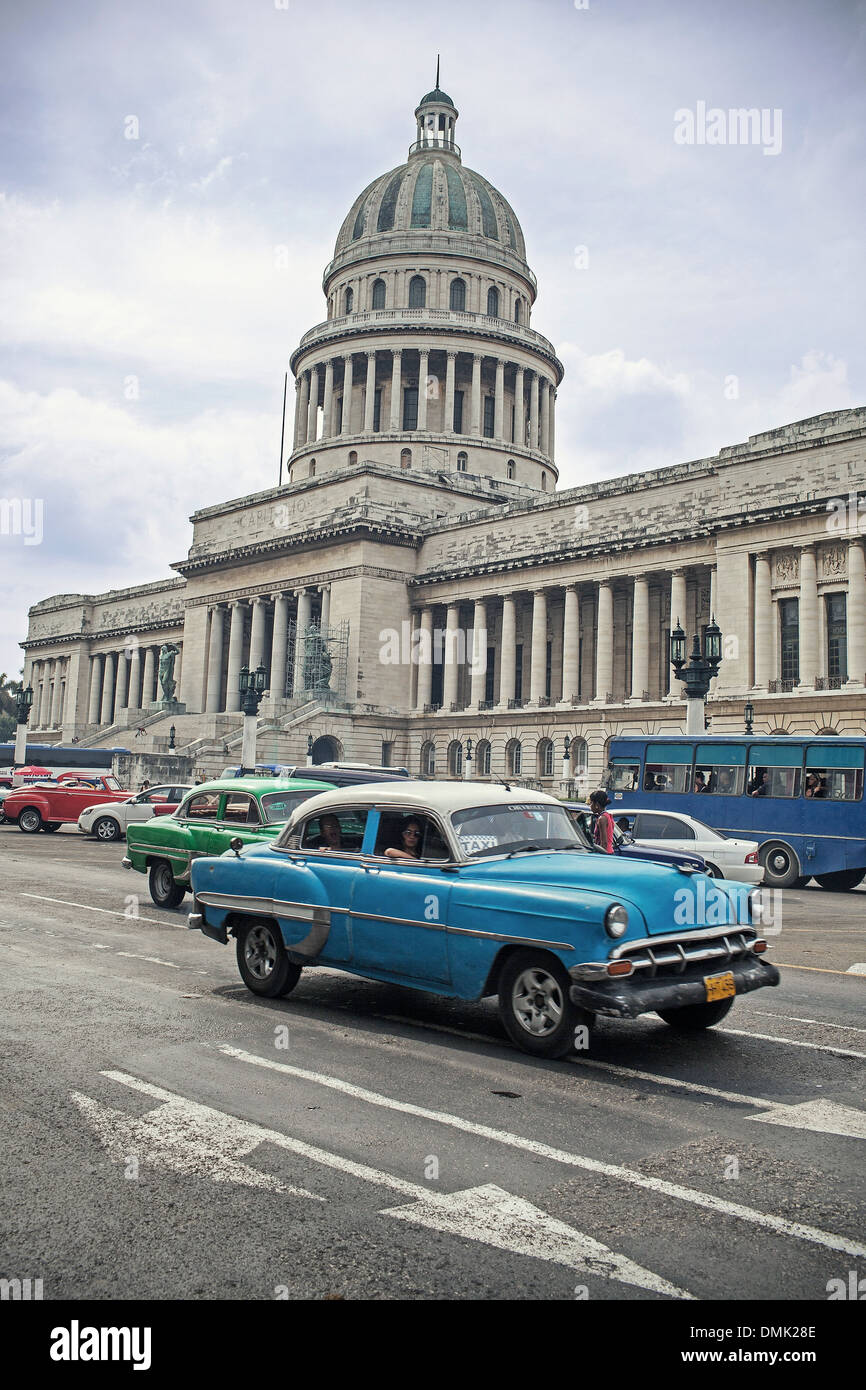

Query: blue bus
0;743;131;786
605;735;866;891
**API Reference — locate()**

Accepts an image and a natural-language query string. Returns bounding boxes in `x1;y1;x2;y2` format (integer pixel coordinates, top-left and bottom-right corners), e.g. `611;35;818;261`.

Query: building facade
21;85;866;785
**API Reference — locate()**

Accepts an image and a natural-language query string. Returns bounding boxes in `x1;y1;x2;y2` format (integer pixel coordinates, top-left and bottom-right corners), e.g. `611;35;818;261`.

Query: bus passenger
693;771;709;793
749;770;768;797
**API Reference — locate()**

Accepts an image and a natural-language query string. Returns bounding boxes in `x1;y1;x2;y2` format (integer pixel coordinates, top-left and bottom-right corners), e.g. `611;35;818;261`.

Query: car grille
612;927;758;976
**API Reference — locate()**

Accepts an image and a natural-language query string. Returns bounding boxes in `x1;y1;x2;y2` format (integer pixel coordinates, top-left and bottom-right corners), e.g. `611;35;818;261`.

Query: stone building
21;83;866;785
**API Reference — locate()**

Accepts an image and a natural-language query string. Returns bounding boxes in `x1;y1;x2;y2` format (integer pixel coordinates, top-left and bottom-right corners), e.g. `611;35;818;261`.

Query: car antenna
491;773;512;792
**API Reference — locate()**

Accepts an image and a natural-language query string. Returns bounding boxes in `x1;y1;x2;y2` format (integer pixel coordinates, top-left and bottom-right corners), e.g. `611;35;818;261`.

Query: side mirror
230;837;244;857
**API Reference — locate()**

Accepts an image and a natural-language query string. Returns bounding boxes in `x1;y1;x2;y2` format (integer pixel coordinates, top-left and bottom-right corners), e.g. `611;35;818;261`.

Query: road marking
84;1072;691;1299
218;1046;866;1258
19;893;181;928
846;963;866;976
775;962;866;977
750;1009;866;1036
116;952;180;969
750;1100;866;1139
718;1028;866;1059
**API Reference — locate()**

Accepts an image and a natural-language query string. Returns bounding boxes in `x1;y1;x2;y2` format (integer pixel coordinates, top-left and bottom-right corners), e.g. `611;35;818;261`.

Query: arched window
421;740;436;776
457;451;468;472
486;286;500;317
408;275;427;308
448;740;463;777
348;450;358;465
541;473;548;490
449;278;466;311
514;298;521;324
401;448;412;469
506;459;516;480
569;736;588;776
476;740;492;778
371;278;386;309
506;739;522;777
344;287;354;314
309;459;316;477
538;738;554;779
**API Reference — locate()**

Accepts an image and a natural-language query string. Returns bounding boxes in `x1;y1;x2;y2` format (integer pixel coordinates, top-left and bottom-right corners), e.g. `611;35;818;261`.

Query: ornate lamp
669;620;687;672
744;701;754;736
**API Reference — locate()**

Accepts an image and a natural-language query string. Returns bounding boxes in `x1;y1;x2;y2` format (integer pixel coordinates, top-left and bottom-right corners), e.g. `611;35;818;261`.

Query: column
561;586;580;702
513;366;525;444
88;654;103;723
668;570;687;694
293;590;312;695
142;646;156;705
364;351;377;431
99;652;116;725
799;544;819;687
417;348;429;431
249;596;267;671
270;593;290;701
292;377;303;451
322;360;334;439
53;661;66;726
319;586;331;634
469;599;488;706
306;366;319;443
416;608;434;709
499;595;517;704
540;379;551;456
443;602;461;709
529;372;539;450
205;609;225;713
845;538;866;686
174;645;182;698
341;356;353;436
444;351;457;435
631;576;649;699
470;354;482;436
594;582;614;702
753;553;772;689
296;372;309;450
389;349;402;431
529;589;548;702
128;645;141;709
549;387;556;459
115;648;130;710
225;601;246;713
494;359;505;441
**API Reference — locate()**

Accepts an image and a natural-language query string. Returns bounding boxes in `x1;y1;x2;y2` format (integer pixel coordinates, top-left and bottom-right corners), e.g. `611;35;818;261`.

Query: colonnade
29;655;69;730
753;537;866;689
203;587;331;714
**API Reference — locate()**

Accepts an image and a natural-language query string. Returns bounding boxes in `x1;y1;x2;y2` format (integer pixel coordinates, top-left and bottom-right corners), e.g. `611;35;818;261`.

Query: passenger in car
385;817;424;860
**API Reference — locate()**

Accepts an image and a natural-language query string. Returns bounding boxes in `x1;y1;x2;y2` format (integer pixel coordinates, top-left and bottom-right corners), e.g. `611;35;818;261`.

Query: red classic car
4;775;131;833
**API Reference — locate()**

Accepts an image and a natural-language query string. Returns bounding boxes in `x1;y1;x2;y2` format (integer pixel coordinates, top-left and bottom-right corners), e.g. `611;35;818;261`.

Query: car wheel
94;816;121;842
814;868;866;892
657;997;734;1030
236;920;302;998
759;842;800;889
703;862;723;879
497;949;591;1059
148;860;186;909
18;808;43;834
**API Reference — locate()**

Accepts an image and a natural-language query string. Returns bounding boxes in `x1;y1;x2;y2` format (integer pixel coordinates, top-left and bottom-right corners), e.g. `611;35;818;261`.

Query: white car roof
290;780;563;819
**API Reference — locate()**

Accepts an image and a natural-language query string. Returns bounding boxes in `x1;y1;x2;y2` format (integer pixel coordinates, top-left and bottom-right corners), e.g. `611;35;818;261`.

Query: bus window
695;743;747;796
805;746;865;802
608;759;640;792
747;746;803;799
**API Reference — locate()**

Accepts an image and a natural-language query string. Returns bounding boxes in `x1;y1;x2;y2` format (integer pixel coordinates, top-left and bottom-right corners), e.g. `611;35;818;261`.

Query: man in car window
311;814;343;849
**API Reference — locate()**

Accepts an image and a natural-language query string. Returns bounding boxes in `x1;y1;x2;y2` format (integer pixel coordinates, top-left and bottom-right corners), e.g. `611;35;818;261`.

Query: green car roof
189;776;336;797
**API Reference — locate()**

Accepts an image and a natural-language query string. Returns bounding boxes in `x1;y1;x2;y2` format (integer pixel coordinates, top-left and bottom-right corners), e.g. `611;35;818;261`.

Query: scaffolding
285;619;349;703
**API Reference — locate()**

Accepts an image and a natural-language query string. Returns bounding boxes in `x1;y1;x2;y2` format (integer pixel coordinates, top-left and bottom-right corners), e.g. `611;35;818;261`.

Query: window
371;278;386;309
373;812;450;861
344;287;354;314
779;598;799;683
408;275;426;308
401;448;412;469
643;742;693;793
457;451;468;472
545;640;552;699
309;459;316;477
514;298;521;323
607;758;640;792
448;740;463;776
449;278;466;310
477;740;492;777
541;473;548;490
453;390;464;433
486;286;500;317
539;739;554;778
483;396;495;438
826;594;847;681
403;386;418;430
295;808;369;853
421;740;436;776
693;743;746;796
506;739;522;776
747;745;803;799
182;792;220;820
804;745;864;802
222;795;261;825
373;388;382;432
515;643;523;702
380;740;393;768
506;459;515;480
260;790;320;824
348;450;358;465
634;813;694;842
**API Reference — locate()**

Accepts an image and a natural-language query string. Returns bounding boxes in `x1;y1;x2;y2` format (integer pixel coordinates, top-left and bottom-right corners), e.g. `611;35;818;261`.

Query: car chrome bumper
188;905;228;945
121;856;132;869
569;955;780;1018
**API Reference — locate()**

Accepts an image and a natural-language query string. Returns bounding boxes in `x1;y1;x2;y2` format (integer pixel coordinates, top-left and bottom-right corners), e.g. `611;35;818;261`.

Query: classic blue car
188;783;779;1058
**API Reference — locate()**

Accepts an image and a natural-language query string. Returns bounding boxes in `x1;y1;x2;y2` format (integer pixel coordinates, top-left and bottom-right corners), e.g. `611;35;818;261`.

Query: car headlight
604;903;629;938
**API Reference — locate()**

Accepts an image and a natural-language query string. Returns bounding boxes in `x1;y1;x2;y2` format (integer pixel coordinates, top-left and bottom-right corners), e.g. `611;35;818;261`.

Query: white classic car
77;784;192;841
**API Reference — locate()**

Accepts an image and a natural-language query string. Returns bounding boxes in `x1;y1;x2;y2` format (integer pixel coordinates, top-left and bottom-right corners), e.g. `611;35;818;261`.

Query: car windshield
451;803;587;858
104;777;122;791
260;790;320;824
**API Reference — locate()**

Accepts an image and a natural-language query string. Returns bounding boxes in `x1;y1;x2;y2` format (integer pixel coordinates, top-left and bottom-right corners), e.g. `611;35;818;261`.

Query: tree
0;672;24;742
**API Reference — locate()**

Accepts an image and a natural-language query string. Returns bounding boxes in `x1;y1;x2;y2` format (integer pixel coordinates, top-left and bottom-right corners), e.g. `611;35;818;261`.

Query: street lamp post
670;617;723;736
13;684;33;766
306;734;313;767
561;734;571;792
463;736;473;780
168;724;176;750
238;665;267;773
744;701;755;736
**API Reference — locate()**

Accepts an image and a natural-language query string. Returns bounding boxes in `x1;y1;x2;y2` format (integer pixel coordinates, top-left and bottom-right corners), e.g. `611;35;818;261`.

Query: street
1;823;864;1302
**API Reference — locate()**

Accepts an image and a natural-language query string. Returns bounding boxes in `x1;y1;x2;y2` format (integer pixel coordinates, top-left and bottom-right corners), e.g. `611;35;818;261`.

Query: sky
1;0;864;678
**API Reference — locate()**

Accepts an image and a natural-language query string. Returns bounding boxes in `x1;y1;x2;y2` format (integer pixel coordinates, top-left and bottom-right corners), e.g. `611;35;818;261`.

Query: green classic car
123;776;336;908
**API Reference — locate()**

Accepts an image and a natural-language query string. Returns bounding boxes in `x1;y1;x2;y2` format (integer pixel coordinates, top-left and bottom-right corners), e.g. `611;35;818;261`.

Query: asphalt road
1;823;864;1303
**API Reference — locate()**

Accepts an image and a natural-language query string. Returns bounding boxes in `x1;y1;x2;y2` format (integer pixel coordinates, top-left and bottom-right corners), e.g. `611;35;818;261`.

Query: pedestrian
589;790;615;853
139;779;151;792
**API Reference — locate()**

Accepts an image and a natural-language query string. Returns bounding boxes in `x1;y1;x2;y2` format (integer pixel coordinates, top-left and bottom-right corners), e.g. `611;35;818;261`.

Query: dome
418;86;455;108
334;158;527;261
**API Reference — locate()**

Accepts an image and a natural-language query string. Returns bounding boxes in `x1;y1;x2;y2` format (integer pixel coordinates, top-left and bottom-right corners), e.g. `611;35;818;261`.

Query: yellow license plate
704;971;736;1002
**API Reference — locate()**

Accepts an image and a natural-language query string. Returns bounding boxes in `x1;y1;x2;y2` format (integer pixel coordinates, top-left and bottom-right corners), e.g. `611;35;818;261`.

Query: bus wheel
814;868;865;892
759;842;800;889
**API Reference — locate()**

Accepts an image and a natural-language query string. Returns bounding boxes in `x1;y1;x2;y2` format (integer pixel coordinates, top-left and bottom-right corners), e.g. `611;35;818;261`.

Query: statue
158;643;181;702
302;626;332;693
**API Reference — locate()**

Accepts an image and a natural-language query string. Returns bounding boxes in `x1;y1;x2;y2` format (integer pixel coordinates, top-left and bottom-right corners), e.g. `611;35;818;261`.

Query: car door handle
364;866;380;874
